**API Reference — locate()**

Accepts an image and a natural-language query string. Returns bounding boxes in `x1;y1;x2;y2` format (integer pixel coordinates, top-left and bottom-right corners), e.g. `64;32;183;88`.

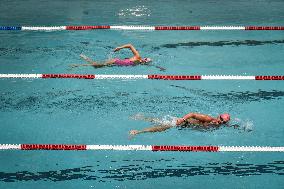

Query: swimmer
129;112;231;136
70;43;155;68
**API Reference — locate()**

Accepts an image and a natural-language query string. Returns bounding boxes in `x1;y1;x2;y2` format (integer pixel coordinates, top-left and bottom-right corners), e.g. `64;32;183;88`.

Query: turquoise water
0;0;284;188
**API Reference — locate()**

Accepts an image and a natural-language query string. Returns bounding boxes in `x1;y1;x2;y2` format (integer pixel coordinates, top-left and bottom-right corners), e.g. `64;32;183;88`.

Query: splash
130;113;177;126
118;6;151;17
232;118;254;132
107;51;115;60
157;115;178;126
243;120;254;132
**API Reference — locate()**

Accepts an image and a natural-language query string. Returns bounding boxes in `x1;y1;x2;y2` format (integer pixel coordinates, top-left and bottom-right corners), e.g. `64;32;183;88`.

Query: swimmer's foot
155;65;166;71
80;54;94;63
80;54;89;60
70;64;79;68
130;113;145;120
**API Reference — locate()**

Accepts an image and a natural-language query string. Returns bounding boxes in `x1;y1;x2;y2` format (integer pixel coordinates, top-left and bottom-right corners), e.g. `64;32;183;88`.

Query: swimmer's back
114;58;136;66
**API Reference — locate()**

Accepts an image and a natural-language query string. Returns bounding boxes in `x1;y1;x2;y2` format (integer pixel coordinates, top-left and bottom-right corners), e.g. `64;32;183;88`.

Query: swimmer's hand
128;130;140;140
129;130;139;136
176;118;185;126
114;47;122;52
209;120;220;125
129;130;140;139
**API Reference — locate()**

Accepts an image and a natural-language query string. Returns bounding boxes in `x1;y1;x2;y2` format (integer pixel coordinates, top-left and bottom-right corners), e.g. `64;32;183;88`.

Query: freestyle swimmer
129;112;231;136
70;43;153;68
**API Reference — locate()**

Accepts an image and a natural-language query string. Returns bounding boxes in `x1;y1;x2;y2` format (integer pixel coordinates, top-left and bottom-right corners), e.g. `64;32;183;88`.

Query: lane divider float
0;26;284;31
0;144;283;152
0;74;283;80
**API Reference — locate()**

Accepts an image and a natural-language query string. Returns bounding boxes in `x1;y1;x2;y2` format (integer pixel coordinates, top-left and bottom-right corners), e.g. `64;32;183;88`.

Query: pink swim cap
220;113;230;123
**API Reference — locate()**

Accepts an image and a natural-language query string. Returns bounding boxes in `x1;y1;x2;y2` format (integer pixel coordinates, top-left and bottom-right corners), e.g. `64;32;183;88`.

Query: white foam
243;120;254;132
130;113;177;126
155;115;178;127
232;118;254;132
107;51;115;60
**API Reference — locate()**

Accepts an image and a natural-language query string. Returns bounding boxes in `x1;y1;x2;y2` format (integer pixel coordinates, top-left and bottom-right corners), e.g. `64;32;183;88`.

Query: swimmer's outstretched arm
129;125;172;136
114;44;140;58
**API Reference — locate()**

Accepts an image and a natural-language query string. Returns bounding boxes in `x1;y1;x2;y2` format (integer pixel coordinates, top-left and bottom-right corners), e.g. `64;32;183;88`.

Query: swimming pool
0;0;284;188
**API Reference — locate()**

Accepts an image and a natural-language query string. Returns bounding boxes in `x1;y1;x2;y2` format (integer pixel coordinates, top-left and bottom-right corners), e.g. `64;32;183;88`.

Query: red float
66;26;110;30
152;145;219;152
155;26;200;30
42;74;95;79
245;26;284;30
21;144;87;150
148;75;201;80
255;76;284;80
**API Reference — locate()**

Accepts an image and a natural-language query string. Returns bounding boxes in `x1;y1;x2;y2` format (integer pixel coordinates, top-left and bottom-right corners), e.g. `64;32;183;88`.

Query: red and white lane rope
1;26;284;31
0;74;284;80
0;144;283;152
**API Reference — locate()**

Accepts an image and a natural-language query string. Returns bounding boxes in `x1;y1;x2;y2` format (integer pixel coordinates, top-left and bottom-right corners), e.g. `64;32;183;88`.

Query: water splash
157;115;178;126
232;118;254;132
130;113;177;126
107;51;115;60
118;5;151;17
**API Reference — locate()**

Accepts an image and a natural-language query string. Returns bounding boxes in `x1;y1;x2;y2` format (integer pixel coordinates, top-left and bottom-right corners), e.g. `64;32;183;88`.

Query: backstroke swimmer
70;43;165;70
129;112;231;136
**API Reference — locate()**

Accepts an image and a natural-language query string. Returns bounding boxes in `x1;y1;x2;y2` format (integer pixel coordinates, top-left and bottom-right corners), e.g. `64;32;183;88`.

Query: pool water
0;0;284;188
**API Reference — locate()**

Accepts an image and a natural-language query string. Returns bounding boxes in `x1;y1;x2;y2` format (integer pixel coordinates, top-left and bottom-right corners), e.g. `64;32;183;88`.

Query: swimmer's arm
130;125;172;135
177;113;214;125
114;44;141;58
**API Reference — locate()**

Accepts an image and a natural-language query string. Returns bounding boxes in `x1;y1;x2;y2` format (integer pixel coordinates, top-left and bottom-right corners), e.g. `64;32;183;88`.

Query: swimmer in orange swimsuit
70;43;153;68
129;112;231;136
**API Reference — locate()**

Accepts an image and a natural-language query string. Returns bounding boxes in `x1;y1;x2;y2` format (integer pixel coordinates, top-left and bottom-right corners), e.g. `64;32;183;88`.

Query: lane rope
0;74;283;80
0;144;283;152
0;26;284;31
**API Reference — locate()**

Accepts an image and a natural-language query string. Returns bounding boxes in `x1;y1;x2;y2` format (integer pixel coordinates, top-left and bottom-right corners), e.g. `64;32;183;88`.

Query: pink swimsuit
114;58;135;66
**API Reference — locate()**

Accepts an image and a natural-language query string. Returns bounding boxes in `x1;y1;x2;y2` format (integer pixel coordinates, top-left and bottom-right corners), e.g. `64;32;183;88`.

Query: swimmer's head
218;113;231;124
141;58;152;64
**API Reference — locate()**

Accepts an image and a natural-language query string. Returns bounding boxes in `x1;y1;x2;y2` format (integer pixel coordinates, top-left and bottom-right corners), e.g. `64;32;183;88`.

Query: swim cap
220;113;230;123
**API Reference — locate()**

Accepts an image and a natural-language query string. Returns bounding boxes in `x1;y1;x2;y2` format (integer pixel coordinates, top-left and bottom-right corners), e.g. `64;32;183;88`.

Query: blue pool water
0;0;284;188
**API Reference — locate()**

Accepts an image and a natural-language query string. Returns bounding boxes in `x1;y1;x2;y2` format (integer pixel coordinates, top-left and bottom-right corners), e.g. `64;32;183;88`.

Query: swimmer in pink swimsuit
129;112;231;136
70;44;152;68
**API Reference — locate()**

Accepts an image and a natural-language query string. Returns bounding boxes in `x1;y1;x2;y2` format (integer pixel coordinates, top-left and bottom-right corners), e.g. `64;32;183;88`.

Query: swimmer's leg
80;54;116;65
71;55;116;68
80;54;95;64
69;64;95;68
130;113;160;123
70;54;97;68
88;59;116;68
